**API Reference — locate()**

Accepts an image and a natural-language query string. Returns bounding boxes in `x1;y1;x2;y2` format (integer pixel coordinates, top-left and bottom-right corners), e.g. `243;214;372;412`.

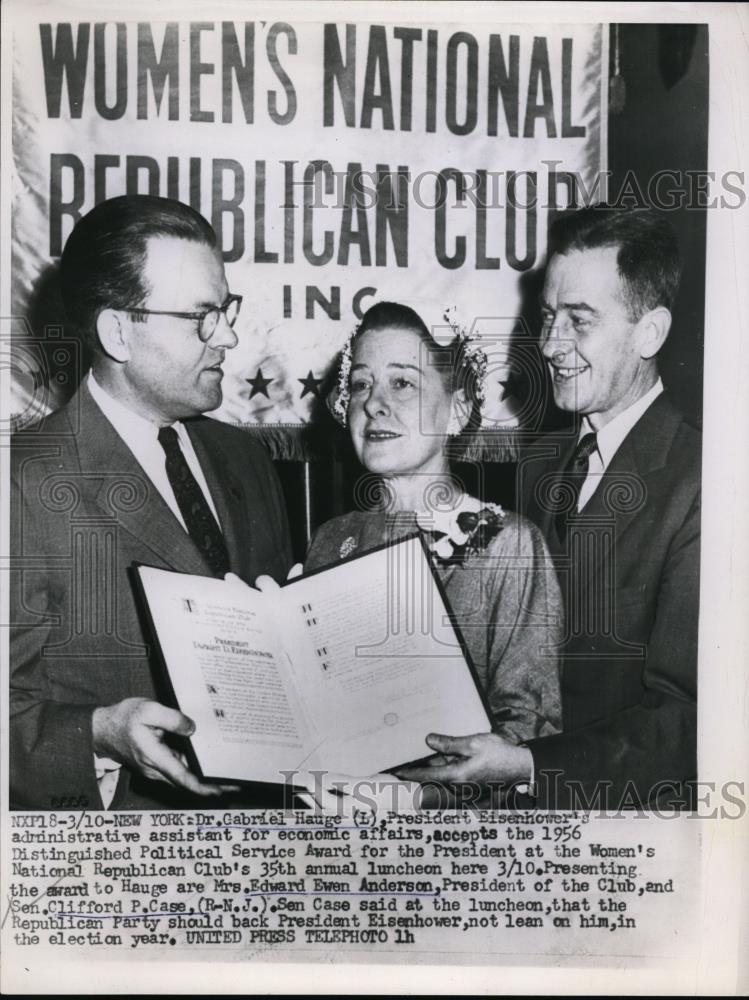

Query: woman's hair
334;301;483;433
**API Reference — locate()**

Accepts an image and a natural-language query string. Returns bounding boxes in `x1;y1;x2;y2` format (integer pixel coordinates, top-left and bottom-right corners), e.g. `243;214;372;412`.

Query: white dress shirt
87;371;222;528
87;370;222;806
577;378;664;511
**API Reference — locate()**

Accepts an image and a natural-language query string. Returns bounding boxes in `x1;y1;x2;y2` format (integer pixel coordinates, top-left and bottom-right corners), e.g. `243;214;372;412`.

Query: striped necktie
158;426;230;577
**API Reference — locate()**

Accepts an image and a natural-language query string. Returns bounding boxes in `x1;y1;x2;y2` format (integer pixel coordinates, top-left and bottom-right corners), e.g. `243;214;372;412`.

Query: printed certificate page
135;567;315;783
277;535;491;776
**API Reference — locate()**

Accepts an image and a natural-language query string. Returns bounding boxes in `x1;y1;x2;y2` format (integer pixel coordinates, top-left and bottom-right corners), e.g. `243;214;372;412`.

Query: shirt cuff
94;754;121;810
514;746;536;797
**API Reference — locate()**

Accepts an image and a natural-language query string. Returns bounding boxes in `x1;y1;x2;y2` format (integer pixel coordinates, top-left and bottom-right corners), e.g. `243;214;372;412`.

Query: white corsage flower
432;536;455;560
417;495;505;565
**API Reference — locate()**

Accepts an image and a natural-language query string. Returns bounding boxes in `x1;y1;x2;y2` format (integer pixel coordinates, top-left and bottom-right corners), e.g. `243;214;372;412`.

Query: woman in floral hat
305;301;562;761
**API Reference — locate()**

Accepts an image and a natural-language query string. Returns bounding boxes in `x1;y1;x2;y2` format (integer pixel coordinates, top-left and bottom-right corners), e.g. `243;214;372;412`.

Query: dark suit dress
10;381;293;809
517;392;700;810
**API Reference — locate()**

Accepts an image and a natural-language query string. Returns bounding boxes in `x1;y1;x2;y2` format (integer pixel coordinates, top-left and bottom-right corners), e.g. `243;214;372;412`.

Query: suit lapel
73;383;214;575
526;434;579;548
568;392;684;592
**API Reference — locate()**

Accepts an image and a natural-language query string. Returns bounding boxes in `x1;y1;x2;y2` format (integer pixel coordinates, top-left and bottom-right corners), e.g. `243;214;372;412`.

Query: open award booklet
134;535;491;783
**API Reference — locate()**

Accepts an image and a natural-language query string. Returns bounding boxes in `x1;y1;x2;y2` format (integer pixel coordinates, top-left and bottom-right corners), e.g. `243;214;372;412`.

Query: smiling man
403;206;701;811
10;195;292;810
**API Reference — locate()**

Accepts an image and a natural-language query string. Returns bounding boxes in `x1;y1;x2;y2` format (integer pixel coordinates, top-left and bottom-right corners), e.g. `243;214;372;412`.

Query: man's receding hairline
550;243;637;314
141;231;216;260
551;242;620;262
139;232;219;302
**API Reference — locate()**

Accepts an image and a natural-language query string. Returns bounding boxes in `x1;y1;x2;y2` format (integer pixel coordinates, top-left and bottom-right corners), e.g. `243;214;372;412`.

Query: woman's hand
249;563;303;593
396;732;533;789
225;564;303;593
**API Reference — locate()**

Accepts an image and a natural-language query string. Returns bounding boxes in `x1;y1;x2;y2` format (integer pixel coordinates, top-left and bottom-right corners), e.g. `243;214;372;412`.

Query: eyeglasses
122;293;243;342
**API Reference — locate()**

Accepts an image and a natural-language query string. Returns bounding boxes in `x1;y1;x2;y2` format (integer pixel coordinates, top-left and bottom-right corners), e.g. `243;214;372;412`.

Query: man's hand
396;732;533;789
92;697;239;797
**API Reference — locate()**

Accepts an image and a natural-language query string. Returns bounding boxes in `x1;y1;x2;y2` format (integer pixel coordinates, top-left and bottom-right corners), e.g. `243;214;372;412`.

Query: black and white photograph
1;0;747;994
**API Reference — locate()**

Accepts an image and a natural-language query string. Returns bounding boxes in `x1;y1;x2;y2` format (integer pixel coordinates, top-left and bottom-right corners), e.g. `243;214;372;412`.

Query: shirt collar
87;370;182;444
581;378;664;468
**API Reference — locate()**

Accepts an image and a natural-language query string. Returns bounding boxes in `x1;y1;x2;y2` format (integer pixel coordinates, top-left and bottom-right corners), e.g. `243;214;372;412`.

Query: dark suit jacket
10;381;293;810
517;392;700;809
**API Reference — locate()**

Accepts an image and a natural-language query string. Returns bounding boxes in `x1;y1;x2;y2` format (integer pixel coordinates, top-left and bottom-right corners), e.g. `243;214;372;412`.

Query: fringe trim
237;423;349;461
239;423;521;463
453;431;520;463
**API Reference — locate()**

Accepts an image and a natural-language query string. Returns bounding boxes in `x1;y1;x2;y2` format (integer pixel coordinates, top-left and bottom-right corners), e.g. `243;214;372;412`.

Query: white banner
11;16;606;433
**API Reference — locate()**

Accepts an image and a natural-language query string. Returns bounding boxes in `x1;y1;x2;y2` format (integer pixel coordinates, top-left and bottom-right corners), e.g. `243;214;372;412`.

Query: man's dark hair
549;206;682;320
59;195;217;353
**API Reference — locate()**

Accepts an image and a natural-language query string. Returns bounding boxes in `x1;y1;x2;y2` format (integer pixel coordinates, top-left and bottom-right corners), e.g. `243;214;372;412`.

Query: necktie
158;426;230;577
555;431;598;542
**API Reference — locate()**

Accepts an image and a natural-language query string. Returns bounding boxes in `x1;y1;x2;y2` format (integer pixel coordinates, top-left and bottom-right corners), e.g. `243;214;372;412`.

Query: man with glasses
10;195;293;810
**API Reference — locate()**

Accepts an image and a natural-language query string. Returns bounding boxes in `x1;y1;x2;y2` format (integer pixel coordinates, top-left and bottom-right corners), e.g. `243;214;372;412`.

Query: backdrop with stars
10;12;607;451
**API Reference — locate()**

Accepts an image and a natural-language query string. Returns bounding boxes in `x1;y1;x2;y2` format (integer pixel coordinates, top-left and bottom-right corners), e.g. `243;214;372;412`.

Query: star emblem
246;369;274;399
497;367;523;402
298;370;323;399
